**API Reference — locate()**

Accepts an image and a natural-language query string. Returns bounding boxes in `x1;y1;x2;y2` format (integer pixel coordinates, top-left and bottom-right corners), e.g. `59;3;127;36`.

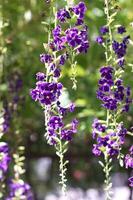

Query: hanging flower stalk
4;72;33;199
30;1;89;195
0;7;11;198
92;0;132;199
6;145;33;200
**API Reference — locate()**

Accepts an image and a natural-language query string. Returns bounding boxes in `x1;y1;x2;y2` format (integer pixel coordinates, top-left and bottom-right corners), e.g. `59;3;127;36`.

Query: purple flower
65;26;89;53
6;180;33;200
97;66;132;111
59;53;68;66
69;103;76;112
40;54;53;64
112;36;129;67
92;144;101;156
30;81;63;105
57;8;71;22
125;154;133;168
100;26;109;35
96;36;104;44
52;25;61;37
36;72;46;81
117;26;126;34
61;129;74;141
71;2;87;21
53;68;61;78
92;119;106;139
92;121;127;157
0;142;11;180
125;145;133;169
71;119;78;132
48;116;63;130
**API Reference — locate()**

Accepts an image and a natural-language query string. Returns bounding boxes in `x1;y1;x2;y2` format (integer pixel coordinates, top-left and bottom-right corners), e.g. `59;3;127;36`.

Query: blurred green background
1;0;133;199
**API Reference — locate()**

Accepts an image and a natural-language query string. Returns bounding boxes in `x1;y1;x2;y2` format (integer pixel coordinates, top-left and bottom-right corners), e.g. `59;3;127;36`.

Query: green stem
59;140;67;196
104;154;112;200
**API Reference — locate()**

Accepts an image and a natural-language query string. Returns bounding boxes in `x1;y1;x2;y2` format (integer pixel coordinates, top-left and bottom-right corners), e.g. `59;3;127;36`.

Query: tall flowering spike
50;1;89;89
92;0;132;198
29;0;89;196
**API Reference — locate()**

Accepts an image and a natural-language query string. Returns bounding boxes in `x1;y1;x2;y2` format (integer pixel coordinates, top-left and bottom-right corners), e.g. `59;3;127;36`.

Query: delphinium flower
6;179;33;200
30;1;89;195
92;0;132;199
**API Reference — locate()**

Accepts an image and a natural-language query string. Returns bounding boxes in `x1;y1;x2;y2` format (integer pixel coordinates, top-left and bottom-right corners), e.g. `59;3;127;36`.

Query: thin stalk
104;0;114;198
104;154;112;200
58;139;67;196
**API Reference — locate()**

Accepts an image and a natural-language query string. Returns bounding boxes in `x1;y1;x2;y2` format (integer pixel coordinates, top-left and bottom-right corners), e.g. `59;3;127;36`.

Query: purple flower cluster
51;2;89;53
6;180;33;200
92;119;127;157
96;25;130;67
30;75;78;145
30;76;63;105
97;66;132;111
70;2;87;25
112;35;130;67
30;2;88;146
0;142;11;180
57;2;86;25
47;116;78;144
51;25;89;53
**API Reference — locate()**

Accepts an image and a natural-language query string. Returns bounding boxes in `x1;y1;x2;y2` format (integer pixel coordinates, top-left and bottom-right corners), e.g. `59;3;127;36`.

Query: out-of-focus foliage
1;0;133;198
